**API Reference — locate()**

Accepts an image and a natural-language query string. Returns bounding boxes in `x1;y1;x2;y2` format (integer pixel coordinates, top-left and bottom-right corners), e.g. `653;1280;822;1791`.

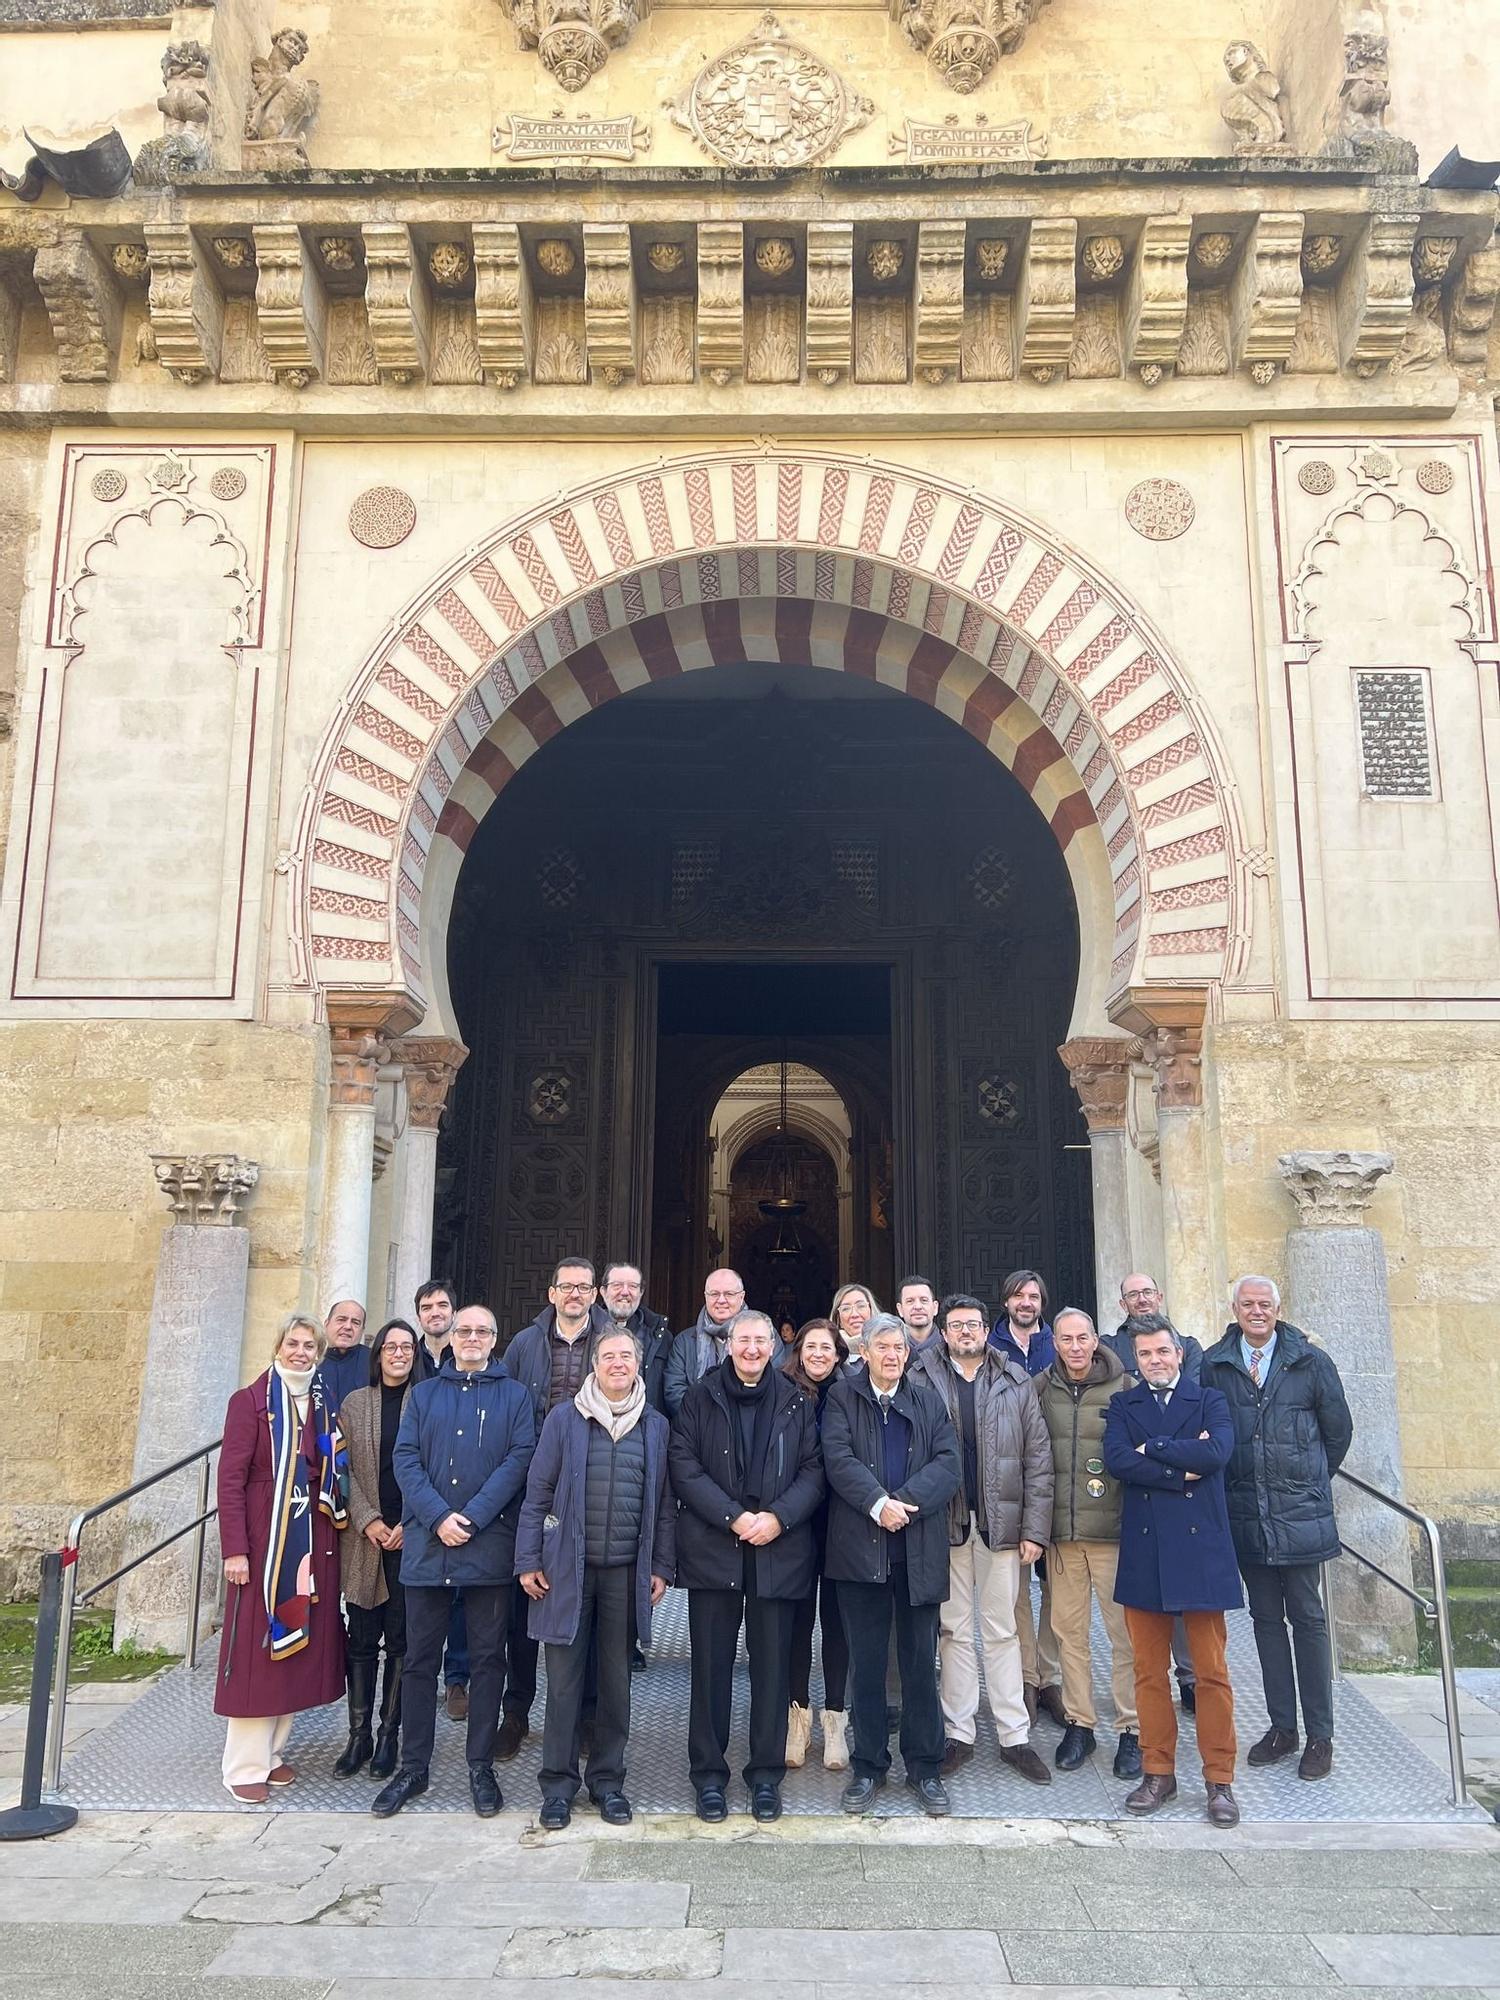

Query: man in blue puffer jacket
373;1303;535;1820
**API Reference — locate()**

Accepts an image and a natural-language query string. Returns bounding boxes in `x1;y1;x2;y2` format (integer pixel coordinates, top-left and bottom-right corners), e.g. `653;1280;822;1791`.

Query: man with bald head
319;1298;369;1418
665;1270;747;1416
1106;1276;1204;1380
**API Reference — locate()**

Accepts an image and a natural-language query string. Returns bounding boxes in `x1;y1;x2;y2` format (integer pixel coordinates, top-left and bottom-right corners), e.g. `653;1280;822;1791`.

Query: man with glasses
494;1257;601;1757
598;1262;672;1413
665;1269;747;1416
413;1278;470;1720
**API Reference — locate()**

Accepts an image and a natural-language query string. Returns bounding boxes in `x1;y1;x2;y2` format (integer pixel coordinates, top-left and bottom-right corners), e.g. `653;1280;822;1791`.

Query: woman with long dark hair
784;1317;852;1772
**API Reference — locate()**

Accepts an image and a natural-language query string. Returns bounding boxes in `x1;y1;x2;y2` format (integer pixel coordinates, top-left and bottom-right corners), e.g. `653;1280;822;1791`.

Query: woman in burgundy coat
215;1313;349;1802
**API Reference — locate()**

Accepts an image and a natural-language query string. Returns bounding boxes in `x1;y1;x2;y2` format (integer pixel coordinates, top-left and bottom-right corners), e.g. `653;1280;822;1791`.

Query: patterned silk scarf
263;1368;348;1660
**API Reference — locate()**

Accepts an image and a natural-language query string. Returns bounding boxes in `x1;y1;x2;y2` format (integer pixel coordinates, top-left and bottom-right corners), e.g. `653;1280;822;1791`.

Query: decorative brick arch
295;451;1242;1029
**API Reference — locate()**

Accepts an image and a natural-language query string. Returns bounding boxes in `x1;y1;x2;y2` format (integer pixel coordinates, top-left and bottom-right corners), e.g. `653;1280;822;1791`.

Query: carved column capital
392;1036;470;1131
1278;1149;1393;1225
152;1153;259;1224
326;991;420;1110
1057;1036;1140;1132
1108;985;1210;1111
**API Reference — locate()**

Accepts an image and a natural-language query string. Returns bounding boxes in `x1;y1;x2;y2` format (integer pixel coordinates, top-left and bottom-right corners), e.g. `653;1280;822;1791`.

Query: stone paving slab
499;1926;725;1979
1311;1938;1500;1986
0;1874;207;1923
206;1923;507;1979
999;1929;1345;1987
721;1926;1009;1981
0;1922;231;1979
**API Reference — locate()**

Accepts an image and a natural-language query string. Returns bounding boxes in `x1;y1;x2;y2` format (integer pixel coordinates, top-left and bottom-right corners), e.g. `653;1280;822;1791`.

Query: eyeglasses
554;1282;595;1295
1122;1287;1159;1303
945;1319;986;1334
706;1290;744;1303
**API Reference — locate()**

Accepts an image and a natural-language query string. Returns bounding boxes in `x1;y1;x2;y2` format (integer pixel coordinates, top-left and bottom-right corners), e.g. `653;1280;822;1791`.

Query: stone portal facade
1;0;1498;1598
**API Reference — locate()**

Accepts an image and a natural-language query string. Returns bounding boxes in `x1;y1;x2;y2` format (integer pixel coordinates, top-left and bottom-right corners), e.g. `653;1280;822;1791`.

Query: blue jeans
443;1590;469;1688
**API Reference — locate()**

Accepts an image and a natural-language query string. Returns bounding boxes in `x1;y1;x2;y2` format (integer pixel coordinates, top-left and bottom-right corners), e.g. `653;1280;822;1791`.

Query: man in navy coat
1104;1319;1242;1827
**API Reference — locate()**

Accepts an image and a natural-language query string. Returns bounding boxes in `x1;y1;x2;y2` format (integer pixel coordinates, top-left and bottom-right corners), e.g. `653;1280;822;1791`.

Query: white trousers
938;1530;1028;1746
222;1713;292;1789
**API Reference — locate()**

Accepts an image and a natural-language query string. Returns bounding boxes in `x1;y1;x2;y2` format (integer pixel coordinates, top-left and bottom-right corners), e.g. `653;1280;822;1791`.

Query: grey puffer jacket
910;1342;1053;1552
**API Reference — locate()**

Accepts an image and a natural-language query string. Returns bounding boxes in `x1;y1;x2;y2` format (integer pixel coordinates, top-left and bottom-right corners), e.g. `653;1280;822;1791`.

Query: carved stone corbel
252;223;327;387
152;1153;260;1225
1017;216;1075;383
391;1036;470;1130
1229;210;1303;382
33;233;122;382
914;221;965;384
806;222;854;386
498;0;651;94
1448;243;1500;369
361;222;433;385
143;223;224;386
696;222;744;387
1337;212;1418;375
472;222;533;388
1125;217;1190;380
583;223;635;386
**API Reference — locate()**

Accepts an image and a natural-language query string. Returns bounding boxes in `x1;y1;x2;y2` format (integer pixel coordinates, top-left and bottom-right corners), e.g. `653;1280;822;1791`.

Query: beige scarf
575;1371;646;1442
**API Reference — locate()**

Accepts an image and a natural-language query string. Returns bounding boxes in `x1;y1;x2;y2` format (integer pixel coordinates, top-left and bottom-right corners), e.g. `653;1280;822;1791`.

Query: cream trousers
1016;1555;1061;1688
938;1529;1028;1746
1047;1539;1137;1731
221;1713;293;1790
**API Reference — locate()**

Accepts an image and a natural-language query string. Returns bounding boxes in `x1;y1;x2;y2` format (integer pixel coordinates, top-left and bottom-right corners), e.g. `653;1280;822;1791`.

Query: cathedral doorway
433;657;1094;1335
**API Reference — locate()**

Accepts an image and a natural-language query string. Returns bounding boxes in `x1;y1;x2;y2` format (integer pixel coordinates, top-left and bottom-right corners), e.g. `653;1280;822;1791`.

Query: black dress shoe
1113;1729;1142;1780
371;1767;428;1818
538;1796;570;1831
695;1786;728;1823
841;1773;884;1814
496;1712;528;1761
1054;1723;1096;1770
905;1773;951;1817
1177;1680;1196;1715
595;1791;633;1826
1298;1737;1333;1781
1247;1725;1299;1766
630;1646;647;1674
750;1782;782;1823
469;1761;502;1817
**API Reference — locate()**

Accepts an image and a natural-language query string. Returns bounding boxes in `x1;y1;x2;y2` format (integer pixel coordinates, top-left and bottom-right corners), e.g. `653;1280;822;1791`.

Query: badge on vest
1086;1456;1104;1474
1086;1478;1107;1499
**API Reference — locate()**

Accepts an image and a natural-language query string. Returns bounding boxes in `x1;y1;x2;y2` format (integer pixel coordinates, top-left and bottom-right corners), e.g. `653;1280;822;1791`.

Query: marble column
318;996;415;1314
114;1155;259;1654
1057;1036;1140;1327
1278;1148;1416;1666
389;1036;468;1318
1109;986;1218;1345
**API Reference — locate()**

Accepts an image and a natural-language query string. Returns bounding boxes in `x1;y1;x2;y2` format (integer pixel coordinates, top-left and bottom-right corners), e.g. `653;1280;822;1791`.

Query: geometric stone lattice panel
1353;668;1435;798
57;1591;1488;1821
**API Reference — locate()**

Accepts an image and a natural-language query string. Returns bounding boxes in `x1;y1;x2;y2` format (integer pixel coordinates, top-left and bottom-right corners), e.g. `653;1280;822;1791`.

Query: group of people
213;1257;1354;1830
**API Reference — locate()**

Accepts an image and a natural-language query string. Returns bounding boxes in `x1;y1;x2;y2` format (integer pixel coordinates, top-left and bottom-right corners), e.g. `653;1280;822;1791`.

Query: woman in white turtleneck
215;1313;349;1803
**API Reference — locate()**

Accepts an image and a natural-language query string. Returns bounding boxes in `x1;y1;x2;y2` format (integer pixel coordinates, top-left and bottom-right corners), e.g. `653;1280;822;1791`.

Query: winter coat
503;1308;594;1423
668;1363;824;1599
214;1371;346;1719
514;1399;676;1648
821;1367;962;1605
988;1316;1056;1376
394;1356;536;1589
1037;1346;1131;1545
1104;1376;1242;1614
1200;1320;1353;1568
339;1380;412;1610
664;1314;731;1416
910;1342;1054;1551
316;1341;371;1419
589;1301;672;1413
1105;1323;1203;1381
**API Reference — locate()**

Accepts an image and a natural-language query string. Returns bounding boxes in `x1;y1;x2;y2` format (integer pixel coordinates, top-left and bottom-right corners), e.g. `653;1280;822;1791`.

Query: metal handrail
1326;1465;1467;1808
43;1438;222;1795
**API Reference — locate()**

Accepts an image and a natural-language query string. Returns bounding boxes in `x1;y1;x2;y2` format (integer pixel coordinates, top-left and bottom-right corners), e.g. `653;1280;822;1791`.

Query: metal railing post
186;1454;211;1670
0;1552;78;1840
1420;1513;1468;1808
43;1534;81;1796
1321;1560;1340;1681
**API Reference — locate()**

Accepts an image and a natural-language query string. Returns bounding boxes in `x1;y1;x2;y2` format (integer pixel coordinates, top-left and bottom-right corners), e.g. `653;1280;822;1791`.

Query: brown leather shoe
444;1682;469;1722
228;1781;269;1804
940;1737;975;1777
1247;1725;1298;1765
1125;1772;1177;1814
496;1711;528;1761
1037;1683;1068;1728
1298;1737;1333;1780
266;1762;297;1787
999;1742;1052;1785
1206;1781;1240;1827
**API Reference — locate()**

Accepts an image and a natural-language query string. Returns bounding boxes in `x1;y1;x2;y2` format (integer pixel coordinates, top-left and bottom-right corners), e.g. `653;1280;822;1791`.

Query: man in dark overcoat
1104;1318;1242;1828
1201;1274;1353;1781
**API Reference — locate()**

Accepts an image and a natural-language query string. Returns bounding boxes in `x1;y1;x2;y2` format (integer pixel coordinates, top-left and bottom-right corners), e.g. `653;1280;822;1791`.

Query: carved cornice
392;1036;470;1131
152;1153;260;1225
1057;1036;1140;1133
1278;1149;1393;1226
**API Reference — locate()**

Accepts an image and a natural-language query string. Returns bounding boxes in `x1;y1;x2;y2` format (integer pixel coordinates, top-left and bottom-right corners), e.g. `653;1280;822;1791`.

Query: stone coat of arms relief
668;14;875;170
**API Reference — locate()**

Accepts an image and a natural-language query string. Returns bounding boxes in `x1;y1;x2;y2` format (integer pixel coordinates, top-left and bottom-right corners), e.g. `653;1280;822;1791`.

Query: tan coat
338;1381;410;1610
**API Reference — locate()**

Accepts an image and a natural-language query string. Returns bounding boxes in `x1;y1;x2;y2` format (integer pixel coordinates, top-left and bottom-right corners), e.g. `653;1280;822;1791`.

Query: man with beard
897;1276;942;1355
665;1269;747;1416
413;1277;469;1720
988;1269;1063;1725
598;1262;672;1413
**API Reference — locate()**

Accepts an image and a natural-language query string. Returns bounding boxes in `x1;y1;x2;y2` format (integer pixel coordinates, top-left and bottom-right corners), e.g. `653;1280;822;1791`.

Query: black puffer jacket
821;1367;961;1605
1200;1320;1353;1567
668;1361;824;1598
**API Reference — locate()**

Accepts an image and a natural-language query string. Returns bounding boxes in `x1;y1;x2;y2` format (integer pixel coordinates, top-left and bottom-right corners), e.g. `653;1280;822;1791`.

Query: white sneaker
786;1703;812;1769
821;1708;850;1771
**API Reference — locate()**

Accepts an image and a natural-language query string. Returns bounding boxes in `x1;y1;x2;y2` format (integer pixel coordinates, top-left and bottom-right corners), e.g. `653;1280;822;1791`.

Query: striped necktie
1250;1348;1262;1387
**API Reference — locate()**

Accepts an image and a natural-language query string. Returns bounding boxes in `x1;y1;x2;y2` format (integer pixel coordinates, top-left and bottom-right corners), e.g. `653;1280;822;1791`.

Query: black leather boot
334;1657;376;1778
368;1655;403;1780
